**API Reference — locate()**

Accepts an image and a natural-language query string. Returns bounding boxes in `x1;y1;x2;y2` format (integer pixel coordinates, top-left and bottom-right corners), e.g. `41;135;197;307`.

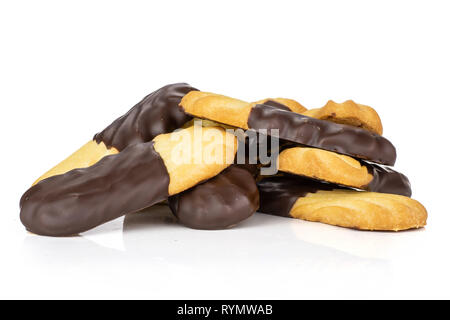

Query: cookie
303;100;383;135
258;175;427;231
180;91;396;165
278;147;411;196
20;126;237;236
33;83;197;185
168;165;259;230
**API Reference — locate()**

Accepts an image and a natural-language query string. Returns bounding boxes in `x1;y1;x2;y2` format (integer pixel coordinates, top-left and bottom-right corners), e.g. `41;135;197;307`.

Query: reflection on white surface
16;204;443;299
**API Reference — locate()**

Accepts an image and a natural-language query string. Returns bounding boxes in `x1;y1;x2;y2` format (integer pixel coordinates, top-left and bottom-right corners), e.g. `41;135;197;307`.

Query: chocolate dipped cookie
257;175;427;231
278;147;411;196
34;83;197;185
21;126;237;236
180;91;396;165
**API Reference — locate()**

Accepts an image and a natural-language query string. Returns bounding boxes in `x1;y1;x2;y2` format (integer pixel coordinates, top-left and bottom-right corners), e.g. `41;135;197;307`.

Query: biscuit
20;126;237;236
290;190;426;231
258;175;427;231
168;165;259;230
180;91;396;165
179;93;307;130
303;100;383;135
180;91;253;129
33;83;197;185
278;147;411;196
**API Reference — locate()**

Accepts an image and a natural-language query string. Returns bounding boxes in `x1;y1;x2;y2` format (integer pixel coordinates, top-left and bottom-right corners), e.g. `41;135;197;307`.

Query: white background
1;0;449;299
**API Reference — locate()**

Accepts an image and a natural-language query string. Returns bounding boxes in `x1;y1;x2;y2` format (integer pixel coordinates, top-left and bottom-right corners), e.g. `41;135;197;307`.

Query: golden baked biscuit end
303;100;383;135
153;125;237;195
33;140;119;186
278;147;373;189
180;91;252;129
290;190;427;231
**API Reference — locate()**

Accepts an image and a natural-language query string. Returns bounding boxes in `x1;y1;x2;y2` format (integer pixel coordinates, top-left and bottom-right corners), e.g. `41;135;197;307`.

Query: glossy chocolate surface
168;166;259;230
248;104;397;165
365;162;411;197
20;142;169;236
261;100;291;111
94;83;197;151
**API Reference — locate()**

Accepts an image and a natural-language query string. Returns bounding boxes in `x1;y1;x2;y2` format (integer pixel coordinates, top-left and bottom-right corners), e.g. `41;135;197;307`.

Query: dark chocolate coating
94;83;197;151
20;142;169;237
261;100;291;111
257;174;340;218
248;104;397;165
233;163;259;178
168;166;259;230
365;162;411;197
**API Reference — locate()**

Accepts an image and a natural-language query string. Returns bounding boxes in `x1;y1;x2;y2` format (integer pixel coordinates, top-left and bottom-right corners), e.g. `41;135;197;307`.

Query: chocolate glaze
365;162;411;197
20;142;169;237
94;83;197;151
257;174;340;218
233;163;259;178
168;166;259;230
261;100;291;111
248;104;397;165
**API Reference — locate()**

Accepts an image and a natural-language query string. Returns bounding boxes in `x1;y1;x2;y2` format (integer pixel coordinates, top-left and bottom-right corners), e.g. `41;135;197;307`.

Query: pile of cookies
20;83;427;236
